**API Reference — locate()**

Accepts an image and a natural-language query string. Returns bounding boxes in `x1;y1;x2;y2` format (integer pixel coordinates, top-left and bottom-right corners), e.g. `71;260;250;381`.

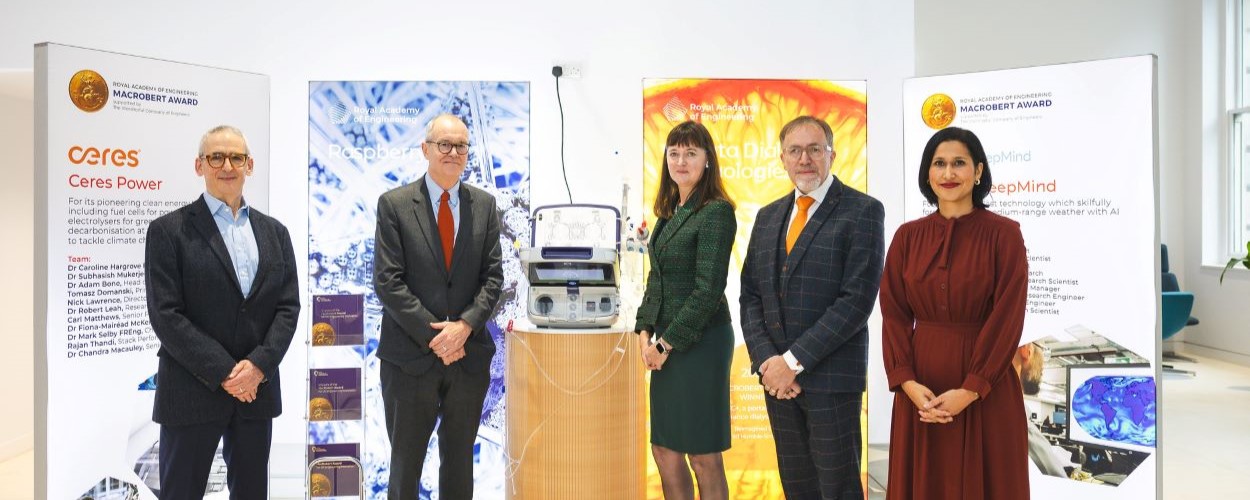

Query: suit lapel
782;178;844;286
449;183;474;273
414;176;451;280
656;204;695;254
188;197;243;295
757;197;789;287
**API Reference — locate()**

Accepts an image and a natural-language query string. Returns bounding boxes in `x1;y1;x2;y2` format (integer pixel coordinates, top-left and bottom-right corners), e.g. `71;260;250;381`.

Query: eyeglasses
426;141;470;155
784;144;832;160
200;152;250;169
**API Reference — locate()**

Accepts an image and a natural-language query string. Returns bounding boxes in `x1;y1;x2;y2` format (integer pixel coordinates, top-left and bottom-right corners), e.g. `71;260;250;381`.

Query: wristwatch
654;340;668;355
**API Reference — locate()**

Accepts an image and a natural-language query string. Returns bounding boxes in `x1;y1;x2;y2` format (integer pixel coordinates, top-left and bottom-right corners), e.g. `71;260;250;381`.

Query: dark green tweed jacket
635;198;736;351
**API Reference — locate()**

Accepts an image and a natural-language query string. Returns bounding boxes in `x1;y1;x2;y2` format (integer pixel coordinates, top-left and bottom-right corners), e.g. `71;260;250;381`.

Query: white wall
0;80;34;461
2;0;915;480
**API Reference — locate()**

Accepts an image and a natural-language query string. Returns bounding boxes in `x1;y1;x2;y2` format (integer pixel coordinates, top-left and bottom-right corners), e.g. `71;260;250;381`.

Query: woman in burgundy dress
881;127;1029;499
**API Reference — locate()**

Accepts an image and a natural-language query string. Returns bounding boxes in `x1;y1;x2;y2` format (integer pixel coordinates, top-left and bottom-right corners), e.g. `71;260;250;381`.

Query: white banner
900;56;1158;498
36;43;269;499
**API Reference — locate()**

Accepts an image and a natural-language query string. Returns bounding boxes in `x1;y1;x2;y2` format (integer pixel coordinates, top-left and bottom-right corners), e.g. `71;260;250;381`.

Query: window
1229;0;1250;253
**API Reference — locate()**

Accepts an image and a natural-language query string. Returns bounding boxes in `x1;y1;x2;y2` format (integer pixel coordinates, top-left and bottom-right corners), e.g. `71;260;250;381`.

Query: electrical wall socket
557;64;583;79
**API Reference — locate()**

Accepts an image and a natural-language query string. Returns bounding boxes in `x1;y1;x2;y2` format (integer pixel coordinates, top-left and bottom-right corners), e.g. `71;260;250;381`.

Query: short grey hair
199;125;250;155
779;116;834;149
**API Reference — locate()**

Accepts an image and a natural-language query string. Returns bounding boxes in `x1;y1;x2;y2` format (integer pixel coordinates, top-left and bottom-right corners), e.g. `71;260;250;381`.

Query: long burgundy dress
881;208;1030;499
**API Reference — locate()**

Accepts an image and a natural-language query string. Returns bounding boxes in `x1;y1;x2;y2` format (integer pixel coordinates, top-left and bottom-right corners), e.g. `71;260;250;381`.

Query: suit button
940;283;947;290
782;265;788;272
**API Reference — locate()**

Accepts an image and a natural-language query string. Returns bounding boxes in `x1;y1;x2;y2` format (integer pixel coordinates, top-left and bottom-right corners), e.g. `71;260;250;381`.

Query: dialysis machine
520;204;620;327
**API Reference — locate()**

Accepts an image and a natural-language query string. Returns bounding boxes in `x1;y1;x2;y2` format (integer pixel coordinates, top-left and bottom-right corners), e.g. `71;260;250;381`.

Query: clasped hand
221;359;264;403
638;331;669;371
901;381;978;424
429;320;470;365
759;355;802;400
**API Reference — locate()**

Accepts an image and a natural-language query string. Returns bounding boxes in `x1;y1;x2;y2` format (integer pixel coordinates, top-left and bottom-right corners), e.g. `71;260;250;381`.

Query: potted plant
1221;241;1250;284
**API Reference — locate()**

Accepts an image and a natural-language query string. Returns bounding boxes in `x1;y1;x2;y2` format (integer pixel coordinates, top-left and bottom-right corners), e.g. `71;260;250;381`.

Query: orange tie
438;190;454;269
786;195;814;254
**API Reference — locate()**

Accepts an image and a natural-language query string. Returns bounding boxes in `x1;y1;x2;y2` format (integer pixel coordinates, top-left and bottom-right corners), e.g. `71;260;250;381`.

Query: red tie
438;190;454;270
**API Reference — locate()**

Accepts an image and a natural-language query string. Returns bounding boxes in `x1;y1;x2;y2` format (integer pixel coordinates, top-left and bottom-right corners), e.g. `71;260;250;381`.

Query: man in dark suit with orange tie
373;113;504;499
740;116;885;499
144;125;300;498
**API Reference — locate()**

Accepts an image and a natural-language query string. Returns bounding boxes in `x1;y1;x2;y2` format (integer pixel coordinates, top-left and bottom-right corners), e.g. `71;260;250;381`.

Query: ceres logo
68;146;140;167
921;93;956;129
68;70;109;113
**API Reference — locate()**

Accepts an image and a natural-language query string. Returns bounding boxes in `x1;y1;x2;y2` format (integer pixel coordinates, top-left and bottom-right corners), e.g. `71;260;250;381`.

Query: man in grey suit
740;116;884;499
144;125;300;498
374;113;504;499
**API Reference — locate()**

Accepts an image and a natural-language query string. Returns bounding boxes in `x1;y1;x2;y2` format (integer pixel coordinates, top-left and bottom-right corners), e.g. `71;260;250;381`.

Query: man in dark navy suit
740;116;884;500
145;125;300;499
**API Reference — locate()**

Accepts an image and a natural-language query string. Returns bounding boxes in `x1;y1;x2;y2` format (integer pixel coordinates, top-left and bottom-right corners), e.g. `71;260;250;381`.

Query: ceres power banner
35;44;269;499
642;78;867;498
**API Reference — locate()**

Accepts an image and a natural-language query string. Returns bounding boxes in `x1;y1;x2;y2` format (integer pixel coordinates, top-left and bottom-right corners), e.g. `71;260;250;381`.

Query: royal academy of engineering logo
662;96;687;122
328;102;351;125
921;93;955;129
68;69;108;113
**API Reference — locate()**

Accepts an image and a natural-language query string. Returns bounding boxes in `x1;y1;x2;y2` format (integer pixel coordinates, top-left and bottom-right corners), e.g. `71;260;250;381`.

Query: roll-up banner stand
642;78;869;498
308;80;530;498
898;55;1159;498
35;43;269;499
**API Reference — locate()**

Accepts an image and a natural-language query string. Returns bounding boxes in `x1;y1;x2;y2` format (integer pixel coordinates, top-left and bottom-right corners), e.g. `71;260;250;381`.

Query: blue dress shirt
203;193;259;298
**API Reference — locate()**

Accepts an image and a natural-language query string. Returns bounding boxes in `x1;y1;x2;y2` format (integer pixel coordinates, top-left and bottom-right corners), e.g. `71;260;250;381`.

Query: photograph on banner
1020;331;1154;484
36;43;268;500
642;78;868;498
893;56;1157;498
308;80;530;499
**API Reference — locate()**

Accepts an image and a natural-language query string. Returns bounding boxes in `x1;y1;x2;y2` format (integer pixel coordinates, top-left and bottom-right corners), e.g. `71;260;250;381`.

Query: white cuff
782;350;804;375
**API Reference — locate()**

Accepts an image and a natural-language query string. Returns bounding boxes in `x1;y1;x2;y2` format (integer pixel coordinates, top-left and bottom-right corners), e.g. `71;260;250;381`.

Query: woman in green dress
635;120;736;500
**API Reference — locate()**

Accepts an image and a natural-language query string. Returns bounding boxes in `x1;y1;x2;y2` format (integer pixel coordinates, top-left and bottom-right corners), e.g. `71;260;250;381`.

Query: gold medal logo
921;93;956;129
309;397;334;421
310;472;333;496
68;70;109;112
311;322;337;346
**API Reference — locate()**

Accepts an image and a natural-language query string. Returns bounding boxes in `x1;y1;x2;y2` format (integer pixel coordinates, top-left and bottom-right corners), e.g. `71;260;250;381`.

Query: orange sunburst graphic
641;78;870;500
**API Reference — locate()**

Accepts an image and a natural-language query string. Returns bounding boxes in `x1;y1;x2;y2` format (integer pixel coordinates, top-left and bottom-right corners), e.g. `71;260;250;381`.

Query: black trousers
158;409;272;500
380;359;490;499
764;391;864;500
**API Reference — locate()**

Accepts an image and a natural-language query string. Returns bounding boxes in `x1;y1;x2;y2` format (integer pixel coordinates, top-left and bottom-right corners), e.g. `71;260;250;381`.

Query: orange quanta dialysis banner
641;79;868;498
